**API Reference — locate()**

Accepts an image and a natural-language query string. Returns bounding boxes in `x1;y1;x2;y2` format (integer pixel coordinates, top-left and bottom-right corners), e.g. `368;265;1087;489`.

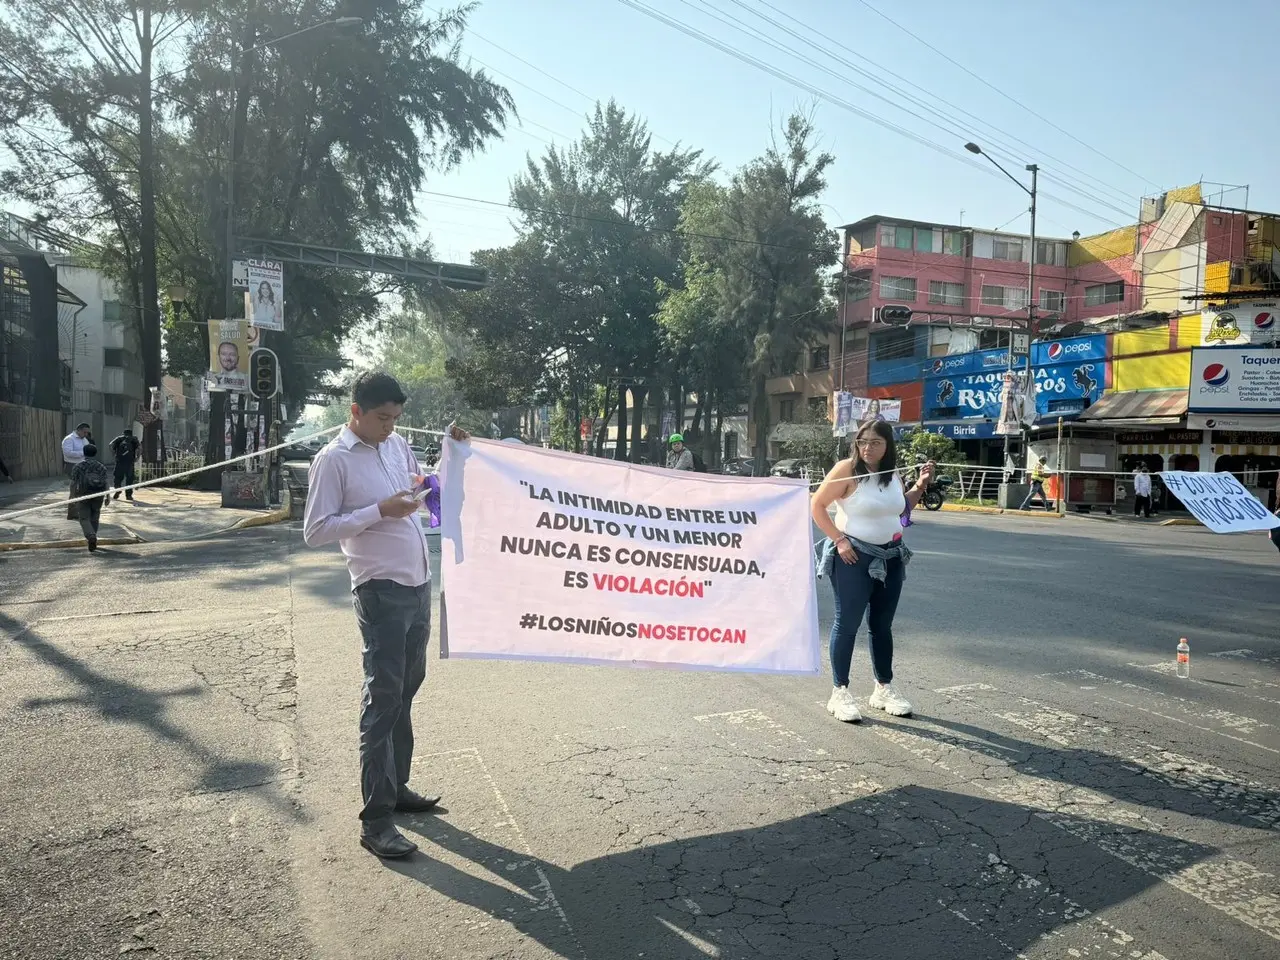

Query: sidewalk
0;479;284;551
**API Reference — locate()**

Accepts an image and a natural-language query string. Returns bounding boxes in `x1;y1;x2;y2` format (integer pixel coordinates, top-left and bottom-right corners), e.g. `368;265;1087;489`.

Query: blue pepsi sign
921;348;1027;379
1031;335;1106;366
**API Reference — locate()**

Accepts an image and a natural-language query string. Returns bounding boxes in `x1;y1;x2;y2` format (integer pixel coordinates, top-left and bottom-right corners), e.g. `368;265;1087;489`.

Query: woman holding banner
811;420;934;723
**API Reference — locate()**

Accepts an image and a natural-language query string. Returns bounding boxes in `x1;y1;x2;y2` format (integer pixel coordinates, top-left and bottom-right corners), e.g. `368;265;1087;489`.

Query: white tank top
833;475;906;546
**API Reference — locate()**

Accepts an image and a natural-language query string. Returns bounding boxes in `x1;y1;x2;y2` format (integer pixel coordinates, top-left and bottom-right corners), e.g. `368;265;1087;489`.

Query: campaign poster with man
207;319;250;392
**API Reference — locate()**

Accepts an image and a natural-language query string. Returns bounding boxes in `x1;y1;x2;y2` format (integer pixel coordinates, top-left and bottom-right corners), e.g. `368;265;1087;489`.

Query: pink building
835;216;1139;392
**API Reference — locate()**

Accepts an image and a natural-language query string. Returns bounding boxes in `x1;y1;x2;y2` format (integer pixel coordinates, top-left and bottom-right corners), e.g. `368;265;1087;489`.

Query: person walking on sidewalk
0;452;13;483
68;444;110;551
811;419;934;724
1020;458;1051;511
109;428;141;501
303;371;470;860
1133;464;1153;518
62;422;90;475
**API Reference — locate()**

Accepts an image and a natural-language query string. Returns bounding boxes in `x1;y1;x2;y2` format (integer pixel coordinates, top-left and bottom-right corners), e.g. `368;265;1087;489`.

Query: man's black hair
352;371;407;410
123;428;133;436
76;422;91;430
83;444;98;457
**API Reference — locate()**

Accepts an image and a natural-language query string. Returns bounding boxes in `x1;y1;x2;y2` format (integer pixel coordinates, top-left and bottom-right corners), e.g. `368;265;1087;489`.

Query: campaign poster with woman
245;259;284;331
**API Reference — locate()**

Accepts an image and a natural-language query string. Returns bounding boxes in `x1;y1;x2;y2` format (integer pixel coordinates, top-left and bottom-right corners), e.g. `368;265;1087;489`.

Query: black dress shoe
395;788;442;813
360;824;418;859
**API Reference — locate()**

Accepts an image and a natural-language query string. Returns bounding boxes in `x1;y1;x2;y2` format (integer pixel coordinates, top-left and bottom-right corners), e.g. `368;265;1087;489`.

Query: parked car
722;457;773;477
770;458;818;479
280;443;319;461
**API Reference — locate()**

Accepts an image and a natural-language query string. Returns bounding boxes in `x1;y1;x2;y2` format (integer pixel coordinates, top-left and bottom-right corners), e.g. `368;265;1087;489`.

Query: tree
658;182;750;469
676;113;838;471
505;100;710;461
898;428;966;480
2;0;513;463
374;317;472;432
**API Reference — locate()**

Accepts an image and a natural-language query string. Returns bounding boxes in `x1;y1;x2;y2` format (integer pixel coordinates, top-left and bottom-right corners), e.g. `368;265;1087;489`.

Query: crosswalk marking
1041;669;1278;756
696;710;1174;958
873;718;1280;942
937;685;1280;831
1127;661;1280;708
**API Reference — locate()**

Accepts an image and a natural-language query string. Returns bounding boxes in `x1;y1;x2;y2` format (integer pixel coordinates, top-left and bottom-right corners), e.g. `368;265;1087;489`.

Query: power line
853;0;1158;190
612;0;1128;229
720;0;1140;212
684;0;1132;224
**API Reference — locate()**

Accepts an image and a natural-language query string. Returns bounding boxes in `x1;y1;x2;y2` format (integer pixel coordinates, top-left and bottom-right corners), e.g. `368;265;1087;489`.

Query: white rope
0;425;344;525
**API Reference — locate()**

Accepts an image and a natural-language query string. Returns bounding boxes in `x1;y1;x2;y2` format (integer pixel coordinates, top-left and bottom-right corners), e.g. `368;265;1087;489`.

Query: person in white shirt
62;422;91;474
1133;464;1153;518
303;371;469;860
810;419;934;724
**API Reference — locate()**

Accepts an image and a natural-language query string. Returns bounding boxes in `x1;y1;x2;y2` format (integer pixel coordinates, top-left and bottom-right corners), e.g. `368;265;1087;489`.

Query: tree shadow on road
384;785;1212;960
0;610;303;820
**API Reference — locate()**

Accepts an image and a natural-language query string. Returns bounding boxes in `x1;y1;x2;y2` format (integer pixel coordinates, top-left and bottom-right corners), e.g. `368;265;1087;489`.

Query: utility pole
965;142;1039;494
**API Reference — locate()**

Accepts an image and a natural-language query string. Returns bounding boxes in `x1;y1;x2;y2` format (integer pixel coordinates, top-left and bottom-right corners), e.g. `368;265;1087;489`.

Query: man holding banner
303;372;468;860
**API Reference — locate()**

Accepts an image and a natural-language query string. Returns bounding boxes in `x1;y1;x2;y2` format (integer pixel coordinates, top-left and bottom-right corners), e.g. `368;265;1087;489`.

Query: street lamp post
965;142;1039;486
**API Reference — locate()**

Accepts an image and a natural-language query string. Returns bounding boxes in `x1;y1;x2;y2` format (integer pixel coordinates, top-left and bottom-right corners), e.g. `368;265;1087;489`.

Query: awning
1077;389;1187;427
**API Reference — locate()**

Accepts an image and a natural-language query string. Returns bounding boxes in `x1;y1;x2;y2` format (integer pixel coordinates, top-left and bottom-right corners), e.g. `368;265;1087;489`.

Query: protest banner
207;319;250;392
437;439;821;673
1158;471;1280;533
833;393;901;436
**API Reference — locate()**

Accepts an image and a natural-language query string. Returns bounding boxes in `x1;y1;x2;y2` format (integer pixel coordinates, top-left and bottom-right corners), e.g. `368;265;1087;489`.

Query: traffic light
249;347;279;400
876;305;913;325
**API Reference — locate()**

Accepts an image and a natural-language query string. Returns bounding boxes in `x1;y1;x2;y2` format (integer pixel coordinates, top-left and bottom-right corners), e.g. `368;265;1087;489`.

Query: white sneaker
868;682;913;717
826;685;862;723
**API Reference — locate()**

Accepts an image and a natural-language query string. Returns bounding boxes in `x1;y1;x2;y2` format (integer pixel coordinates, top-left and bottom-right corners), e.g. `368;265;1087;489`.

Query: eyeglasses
855;438;886;448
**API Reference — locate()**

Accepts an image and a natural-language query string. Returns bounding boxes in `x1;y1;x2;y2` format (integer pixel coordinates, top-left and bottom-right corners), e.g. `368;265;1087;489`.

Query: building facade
752;184;1280;501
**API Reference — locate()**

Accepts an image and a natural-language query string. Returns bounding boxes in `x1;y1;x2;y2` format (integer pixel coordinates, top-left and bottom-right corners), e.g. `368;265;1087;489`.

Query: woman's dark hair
850;419;896;488
352;371;407;410
83;444;98;457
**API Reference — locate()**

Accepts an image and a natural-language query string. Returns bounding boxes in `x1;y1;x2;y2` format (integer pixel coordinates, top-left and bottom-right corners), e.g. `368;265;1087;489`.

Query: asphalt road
2;511;1278;959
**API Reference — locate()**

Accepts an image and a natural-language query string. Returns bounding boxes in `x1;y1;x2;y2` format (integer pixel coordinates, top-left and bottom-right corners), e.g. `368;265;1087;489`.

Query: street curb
0;535;141;552
939;503;1064;520
1160;518;1201;526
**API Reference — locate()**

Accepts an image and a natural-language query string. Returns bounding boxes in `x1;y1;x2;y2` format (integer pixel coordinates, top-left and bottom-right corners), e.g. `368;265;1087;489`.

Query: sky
418;0;1275;265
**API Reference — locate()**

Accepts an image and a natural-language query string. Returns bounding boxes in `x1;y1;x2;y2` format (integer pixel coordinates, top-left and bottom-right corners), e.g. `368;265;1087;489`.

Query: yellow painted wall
1069;225;1137;266
1113;352;1191;391
1164;183;1203;205
1113;326;1171;357
1175;313;1204;348
1142;246;1199;312
1203;261;1230;304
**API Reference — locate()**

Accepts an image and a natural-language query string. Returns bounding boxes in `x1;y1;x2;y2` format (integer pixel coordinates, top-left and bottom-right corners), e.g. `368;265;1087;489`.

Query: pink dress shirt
302;427;431;589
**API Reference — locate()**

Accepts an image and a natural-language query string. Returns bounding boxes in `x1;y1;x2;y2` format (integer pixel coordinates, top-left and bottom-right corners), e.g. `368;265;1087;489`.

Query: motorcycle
910;459;953;511
921;474;953;511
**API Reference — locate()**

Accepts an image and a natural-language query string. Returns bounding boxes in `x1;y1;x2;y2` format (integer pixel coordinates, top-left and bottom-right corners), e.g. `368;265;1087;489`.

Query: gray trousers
77;497;102;540
352;579;430;828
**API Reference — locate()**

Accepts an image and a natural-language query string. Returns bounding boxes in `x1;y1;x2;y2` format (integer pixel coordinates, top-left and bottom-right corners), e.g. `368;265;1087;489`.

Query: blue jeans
828;546;904;687
352;579;430;827
1020;481;1049;510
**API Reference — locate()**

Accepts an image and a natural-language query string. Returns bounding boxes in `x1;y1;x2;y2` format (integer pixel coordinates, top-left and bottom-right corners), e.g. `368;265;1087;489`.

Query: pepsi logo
1047;343;1063;360
931;359;944;373
1254;312;1275;331
1201;363;1230;387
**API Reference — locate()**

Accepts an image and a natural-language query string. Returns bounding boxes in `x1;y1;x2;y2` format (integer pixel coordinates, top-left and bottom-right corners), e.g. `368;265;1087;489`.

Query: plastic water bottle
1176;638;1190;679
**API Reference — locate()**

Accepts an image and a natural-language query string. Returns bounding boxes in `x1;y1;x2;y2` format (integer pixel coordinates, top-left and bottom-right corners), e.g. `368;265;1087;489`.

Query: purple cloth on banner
423;473;441;528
